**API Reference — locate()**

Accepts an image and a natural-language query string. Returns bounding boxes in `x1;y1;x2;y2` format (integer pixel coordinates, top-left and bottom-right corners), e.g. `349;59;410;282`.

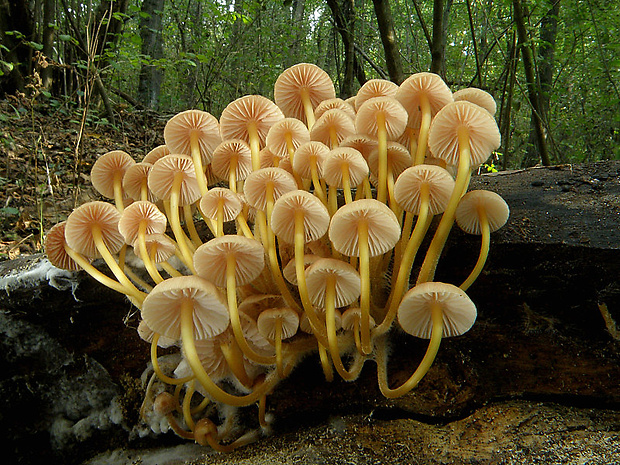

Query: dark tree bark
137;0;166;110
41;0;56;91
326;0;360;97
513;0;551;167
0;0;36;95
430;0;445;75
371;0;404;84
524;0;560;166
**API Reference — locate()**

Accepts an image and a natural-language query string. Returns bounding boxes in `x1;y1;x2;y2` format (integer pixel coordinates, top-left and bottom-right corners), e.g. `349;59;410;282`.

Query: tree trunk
430;0;445;75
326;0;357;97
41;0;56;91
0;0;36;96
524;0;560;166
513;0;551;167
137;0;166;110
371;0;404;84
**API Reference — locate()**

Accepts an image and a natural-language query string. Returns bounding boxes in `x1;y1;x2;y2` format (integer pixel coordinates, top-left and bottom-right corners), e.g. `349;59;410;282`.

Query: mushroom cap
292;141;329;179
45;221;82;271
397;281;477;339
147;154;202;206
133;233;176;263
355;97;408;141
428;101;501;167
243;167;297;212
199;187;243;222
310;108;355;147
355;78;399;110
322;147;369;188
141;275;230;340
122;162;156;202
455;190;509;234
118;200;167;245
274;63;335;122
367;141;411;181
328;199;401;257
270;190;330;244
393;165;456;215
142;145;170;164
163;110;221;164
210;139;253;183
340;134;378;160
220;95;284;147
453;87;497;116
283;254;321;285
257;307;300;340
137;319;177;348
314;98;356;121
305;258;361;308
341;307;375;332
238;294;286;320
266;117;311;159
65;201;125;258
396;72;453;120
193;235;265;287
90;150;135;199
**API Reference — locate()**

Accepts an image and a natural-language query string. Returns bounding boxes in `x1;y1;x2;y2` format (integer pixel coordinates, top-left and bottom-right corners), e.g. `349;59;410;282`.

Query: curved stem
150;334;194;385
113;171;125;212
226;254;277;365
377;302;444;398
274;316;285;378
317;342;334;382
180;300;281;406
376;113;388;203
169;174;197;273
414;94;431;166
341;164;353;204
137;222;165;284
183;205;202;247
161;260;183;278
219;340;252;388
358;220;372;355
310;163;327;204
182;380;196;430
325;275;365;381
417;128;472;284
460;209;490;291
300;88;315;129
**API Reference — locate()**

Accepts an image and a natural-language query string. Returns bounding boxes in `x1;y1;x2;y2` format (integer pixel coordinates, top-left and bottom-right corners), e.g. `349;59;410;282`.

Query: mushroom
291;141;329;204
210;139;253;193
416;101;501;284
322;147;369;208
142;144;170;164
305;258;363;380
455;190;509;290
367;141;411;211
164;109;221;196
199;187;243;237
123;162;155;202
90;150;135;212
453;87;497;116
133;233;182;279
355;78;398;110
148;154;201;271
310;108;355;149
265;117;311;180
256;307;300;377
65;201;145;303
341;307;375;354
118;200;168;283
355;97;408;203
274;63;335;129
377;282;476;397
193;235;275;366
141;276;279;406
396;72;453;165
220;95;284;171
328;199;401;354
314;98;356;121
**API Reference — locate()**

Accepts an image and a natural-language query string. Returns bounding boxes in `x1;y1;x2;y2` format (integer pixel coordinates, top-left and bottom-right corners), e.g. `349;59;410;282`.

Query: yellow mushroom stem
414;94;432;166
357;220;373;355
293;210;330;348
182;380;196;431
300;87;315;129
183;205;202;247
376;184;432;336
160;260;183;278
247;122;261;171
150;334;194;385
376;112;388;204
327;182;338;216
273;316;286;378
137;222;165;284
325;275;365;381
377;301;444;398
329;127;339;149
340;164;353;204
113;170;125;212
90;225;145;303
63;244;144;305
460;207;491;291
417;127;472;284
228;157;238;193
190;131;209;197
317;341;334;382
285;134;304;188
194;418;260;452
225;253;277;366
219;340;253;388
169;173;197;273
154;392;195;440
310;162;327;205
386;163;400;216
235;211;255;239
215;200;225;237
140;177;149;202
180;300;280;407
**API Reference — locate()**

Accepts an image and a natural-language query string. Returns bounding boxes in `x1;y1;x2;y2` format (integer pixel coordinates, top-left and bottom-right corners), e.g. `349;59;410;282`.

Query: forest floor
0;96;167;260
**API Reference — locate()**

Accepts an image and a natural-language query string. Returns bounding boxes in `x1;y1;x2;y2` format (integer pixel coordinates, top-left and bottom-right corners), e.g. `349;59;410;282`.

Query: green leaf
0;207;20;217
59;34;73;42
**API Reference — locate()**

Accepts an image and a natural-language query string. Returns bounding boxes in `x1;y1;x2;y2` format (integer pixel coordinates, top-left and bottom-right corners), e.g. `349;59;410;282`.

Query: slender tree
137;0;166;109
371;0;404;84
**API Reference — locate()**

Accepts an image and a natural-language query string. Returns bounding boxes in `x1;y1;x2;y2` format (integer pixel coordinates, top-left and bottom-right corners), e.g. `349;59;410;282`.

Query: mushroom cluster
45;63;509;450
